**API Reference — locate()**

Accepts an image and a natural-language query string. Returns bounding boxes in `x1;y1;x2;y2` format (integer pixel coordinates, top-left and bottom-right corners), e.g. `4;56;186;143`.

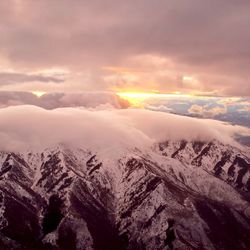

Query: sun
117;91;193;107
32;91;47;97
117;92;155;106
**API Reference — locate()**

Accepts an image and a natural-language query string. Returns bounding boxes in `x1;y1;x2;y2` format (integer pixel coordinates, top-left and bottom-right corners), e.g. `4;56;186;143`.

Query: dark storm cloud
0;0;249;95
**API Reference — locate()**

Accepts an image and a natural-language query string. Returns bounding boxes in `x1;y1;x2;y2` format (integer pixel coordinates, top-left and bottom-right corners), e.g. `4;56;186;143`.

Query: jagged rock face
0;141;249;250
158;140;250;193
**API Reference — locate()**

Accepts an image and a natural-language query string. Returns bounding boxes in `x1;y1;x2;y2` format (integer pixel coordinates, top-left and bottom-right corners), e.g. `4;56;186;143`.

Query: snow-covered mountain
0;139;249;250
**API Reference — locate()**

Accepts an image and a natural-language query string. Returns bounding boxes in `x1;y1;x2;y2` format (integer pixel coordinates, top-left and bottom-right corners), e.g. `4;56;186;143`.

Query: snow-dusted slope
157;140;250;193
0;140;249;250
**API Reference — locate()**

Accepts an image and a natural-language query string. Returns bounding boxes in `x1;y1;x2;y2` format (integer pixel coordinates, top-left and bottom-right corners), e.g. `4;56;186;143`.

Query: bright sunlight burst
32;91;47;97
117;92;193;106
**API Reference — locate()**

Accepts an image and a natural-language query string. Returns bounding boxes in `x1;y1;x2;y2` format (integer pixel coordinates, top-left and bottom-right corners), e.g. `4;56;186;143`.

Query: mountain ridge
0;139;249;249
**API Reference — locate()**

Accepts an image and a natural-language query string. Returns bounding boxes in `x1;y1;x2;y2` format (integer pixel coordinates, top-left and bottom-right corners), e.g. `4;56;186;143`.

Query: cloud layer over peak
0;106;249;157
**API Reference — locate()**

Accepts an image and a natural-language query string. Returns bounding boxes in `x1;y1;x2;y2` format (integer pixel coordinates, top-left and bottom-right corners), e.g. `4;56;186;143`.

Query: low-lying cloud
0;91;129;109
188;104;227;118
0;106;249;157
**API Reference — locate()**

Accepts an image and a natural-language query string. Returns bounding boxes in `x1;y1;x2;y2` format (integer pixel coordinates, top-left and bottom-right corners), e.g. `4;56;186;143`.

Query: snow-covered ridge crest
0;105;249;157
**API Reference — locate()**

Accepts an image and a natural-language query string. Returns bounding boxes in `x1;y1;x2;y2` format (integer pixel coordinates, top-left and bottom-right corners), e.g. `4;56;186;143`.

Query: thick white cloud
0;106;249;157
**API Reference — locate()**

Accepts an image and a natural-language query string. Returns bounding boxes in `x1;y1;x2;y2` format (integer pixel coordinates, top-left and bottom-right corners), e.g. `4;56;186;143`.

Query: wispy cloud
0;71;64;86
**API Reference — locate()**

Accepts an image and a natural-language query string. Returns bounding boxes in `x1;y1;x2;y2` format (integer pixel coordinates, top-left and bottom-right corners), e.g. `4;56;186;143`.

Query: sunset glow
117;92;193;106
32;91;47;97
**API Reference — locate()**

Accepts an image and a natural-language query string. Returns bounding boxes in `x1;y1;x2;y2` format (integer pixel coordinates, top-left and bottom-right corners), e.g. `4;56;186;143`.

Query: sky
0;1;249;150
0;0;249;96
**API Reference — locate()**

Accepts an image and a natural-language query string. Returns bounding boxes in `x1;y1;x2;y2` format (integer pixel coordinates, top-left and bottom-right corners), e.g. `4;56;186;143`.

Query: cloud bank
188;104;227;118
0;91;129;109
0;106;249;157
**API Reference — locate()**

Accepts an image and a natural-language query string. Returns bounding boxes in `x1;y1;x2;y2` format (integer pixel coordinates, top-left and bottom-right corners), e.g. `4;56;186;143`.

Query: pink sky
0;0;249;96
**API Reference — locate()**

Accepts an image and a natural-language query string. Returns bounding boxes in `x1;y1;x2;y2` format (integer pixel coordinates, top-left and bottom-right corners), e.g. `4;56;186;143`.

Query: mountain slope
0;140;249;250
